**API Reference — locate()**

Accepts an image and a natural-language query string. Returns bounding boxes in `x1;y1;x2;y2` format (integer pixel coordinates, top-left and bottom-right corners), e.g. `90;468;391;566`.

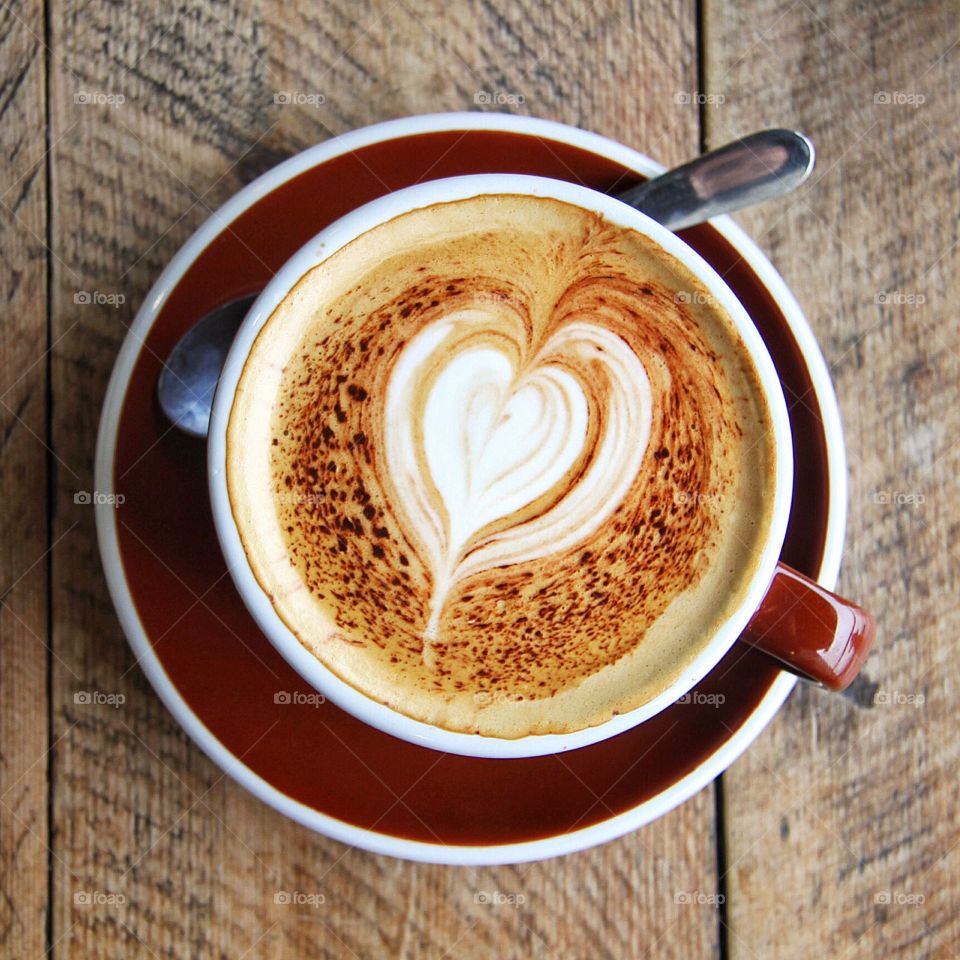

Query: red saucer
109;122;832;852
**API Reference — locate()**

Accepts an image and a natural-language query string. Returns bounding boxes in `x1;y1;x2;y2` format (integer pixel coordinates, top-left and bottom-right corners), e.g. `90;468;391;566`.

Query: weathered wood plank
0;1;50;957
705;0;960;956
47;0;721;957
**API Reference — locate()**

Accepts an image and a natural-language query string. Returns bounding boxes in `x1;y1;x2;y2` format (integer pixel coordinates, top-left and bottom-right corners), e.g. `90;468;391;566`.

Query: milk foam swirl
385;311;652;663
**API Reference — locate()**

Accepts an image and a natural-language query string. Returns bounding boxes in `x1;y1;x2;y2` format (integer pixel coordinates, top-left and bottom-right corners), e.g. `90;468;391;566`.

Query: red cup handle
739;562;876;690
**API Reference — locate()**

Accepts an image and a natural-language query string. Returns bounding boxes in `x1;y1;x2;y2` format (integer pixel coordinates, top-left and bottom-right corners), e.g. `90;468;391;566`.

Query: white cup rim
207;173;794;758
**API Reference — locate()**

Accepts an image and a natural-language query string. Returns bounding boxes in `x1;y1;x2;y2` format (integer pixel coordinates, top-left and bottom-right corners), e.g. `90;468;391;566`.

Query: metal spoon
157;294;258;438
158;128;814;437
617;128;814;230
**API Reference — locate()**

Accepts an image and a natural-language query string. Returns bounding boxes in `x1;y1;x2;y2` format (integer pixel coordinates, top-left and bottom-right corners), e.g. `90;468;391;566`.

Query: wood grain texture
43;1;723;958
704;0;959;957
0;2;50;959
14;0;954;956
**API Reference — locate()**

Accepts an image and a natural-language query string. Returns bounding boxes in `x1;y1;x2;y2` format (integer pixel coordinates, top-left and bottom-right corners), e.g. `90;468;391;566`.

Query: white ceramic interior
96;113;846;862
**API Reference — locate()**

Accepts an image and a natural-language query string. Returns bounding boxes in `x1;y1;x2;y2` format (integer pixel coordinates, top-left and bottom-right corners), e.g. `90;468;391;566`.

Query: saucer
95;113;846;865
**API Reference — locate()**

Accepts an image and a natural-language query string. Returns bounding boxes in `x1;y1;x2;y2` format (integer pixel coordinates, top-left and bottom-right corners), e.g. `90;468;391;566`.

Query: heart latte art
227;194;777;738
386;316;651;662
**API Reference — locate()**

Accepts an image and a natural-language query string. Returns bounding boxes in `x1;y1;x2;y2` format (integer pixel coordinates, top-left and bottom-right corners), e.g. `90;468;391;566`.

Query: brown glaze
112;128;833;845
742;562;876;690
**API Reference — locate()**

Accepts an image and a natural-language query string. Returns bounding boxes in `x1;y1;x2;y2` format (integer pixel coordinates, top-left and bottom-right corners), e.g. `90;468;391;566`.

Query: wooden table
1;0;956;956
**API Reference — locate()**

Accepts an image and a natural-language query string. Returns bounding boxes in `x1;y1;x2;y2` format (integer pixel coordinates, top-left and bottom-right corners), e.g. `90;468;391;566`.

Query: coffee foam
227;194;777;738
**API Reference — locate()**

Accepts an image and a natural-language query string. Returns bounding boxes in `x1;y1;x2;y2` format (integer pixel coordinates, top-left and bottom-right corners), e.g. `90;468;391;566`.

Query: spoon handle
618;129;815;231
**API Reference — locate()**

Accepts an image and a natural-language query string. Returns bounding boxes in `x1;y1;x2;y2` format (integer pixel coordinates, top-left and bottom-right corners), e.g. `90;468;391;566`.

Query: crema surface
227;194;776;737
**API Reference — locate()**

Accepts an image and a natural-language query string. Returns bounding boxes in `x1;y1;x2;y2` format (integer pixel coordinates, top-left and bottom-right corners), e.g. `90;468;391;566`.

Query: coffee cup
208;174;874;758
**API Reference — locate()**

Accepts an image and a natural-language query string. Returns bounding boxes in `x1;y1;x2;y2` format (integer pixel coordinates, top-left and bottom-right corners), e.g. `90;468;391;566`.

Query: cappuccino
227;194;776;738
